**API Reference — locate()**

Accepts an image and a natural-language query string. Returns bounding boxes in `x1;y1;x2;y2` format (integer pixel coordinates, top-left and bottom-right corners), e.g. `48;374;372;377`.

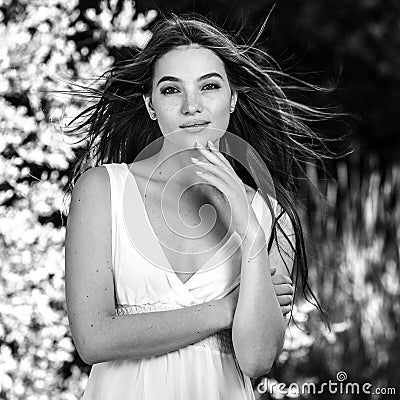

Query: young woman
64;12;334;400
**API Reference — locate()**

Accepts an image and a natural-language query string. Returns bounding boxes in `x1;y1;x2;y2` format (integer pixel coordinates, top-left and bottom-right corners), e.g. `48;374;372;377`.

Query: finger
193;162;247;202
193;165;232;194
206;140;236;172
195;141;222;166
277;294;293;306
282;275;293;285
271;274;288;284
271;274;293;285
281;305;292;316
273;276;292;287
274;284;294;296
191;161;230;181
195;142;248;201
195;170;229;197
196;142;238;180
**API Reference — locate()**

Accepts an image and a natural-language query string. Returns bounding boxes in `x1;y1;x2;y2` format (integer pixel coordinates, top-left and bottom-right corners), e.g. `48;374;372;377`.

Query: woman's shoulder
77;165;109;184
71;166;111;202
67;166;112;229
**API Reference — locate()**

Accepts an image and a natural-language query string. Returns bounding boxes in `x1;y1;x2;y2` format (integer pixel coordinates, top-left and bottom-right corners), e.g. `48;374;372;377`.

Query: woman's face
143;44;237;149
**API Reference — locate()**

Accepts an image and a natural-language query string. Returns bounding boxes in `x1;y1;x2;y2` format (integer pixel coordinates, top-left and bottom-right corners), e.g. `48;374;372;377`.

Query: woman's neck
150;138;221;185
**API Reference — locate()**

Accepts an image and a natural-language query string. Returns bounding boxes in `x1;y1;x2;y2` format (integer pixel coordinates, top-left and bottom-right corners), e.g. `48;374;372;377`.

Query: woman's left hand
270;266;294;316
191;140;261;241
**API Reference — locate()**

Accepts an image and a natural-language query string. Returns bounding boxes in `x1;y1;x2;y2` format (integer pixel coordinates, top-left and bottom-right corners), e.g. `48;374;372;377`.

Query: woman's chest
144;189;238;277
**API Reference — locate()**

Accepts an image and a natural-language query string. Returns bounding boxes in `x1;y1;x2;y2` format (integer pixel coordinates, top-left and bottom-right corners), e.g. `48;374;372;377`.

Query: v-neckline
124;162;259;288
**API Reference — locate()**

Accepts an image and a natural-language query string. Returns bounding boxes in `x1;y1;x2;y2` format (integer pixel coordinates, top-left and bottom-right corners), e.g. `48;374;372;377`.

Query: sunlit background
0;0;399;399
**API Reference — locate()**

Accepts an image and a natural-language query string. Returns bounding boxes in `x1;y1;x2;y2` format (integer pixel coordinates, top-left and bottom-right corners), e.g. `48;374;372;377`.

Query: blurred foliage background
0;0;399;399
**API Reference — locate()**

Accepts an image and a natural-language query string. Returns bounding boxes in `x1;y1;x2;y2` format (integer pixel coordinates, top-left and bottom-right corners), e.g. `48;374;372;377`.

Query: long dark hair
63;12;352;331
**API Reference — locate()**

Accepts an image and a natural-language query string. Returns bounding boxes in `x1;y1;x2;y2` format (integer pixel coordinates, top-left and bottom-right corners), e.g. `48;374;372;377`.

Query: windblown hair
63;12;351;331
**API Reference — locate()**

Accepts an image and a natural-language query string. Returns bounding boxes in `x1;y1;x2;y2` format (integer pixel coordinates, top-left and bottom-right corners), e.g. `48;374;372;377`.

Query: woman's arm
187;141;294;377
65;166;230;365
232;204;295;378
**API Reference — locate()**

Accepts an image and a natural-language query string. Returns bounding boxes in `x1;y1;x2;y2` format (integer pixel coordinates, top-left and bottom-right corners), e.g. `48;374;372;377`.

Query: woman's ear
142;94;157;120
230;91;238;113
232;91;237;107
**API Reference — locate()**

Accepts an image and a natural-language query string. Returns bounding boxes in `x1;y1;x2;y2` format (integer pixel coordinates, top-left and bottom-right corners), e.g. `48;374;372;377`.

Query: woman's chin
164;126;224;148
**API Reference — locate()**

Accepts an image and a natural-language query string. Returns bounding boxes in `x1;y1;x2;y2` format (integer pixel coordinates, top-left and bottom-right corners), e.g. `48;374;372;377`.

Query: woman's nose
181;93;202;114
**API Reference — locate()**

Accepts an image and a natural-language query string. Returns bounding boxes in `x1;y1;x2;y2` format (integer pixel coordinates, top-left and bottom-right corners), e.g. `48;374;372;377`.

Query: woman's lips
180;122;210;132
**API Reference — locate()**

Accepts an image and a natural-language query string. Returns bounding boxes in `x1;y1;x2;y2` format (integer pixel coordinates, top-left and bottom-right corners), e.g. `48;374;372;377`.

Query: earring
230;105;235;113
149;111;157;120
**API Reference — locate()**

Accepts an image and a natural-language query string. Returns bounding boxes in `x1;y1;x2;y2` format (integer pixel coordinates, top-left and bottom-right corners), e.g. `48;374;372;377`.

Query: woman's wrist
242;221;265;244
241;227;266;260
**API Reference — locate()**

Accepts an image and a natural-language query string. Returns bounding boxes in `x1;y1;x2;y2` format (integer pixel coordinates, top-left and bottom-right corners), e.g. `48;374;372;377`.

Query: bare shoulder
67;166;111;225
72;165;110;197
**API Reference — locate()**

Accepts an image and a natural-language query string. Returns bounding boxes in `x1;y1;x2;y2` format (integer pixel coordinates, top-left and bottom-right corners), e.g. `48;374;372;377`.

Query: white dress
81;162;276;400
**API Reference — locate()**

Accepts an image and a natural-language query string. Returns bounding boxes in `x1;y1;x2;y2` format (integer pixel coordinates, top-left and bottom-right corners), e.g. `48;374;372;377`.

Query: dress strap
101;163;129;277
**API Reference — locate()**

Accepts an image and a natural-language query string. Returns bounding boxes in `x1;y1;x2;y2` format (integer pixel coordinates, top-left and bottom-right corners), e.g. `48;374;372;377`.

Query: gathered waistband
115;303;234;355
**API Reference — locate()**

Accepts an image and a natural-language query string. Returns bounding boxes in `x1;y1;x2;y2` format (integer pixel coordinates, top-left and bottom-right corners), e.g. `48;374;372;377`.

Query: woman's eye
202;83;220;90
160;83;220;95
161;87;179;95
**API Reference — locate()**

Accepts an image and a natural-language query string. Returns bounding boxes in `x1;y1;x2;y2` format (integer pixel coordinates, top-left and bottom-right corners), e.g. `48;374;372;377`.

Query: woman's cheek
156;96;181;113
207;94;231;113
209;99;231;124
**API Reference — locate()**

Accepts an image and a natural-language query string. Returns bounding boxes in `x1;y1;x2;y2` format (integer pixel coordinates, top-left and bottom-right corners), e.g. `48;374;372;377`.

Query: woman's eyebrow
156;72;223;87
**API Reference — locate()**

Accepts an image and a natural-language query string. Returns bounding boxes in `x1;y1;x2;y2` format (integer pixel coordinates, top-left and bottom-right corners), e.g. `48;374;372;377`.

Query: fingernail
191;157;199;162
